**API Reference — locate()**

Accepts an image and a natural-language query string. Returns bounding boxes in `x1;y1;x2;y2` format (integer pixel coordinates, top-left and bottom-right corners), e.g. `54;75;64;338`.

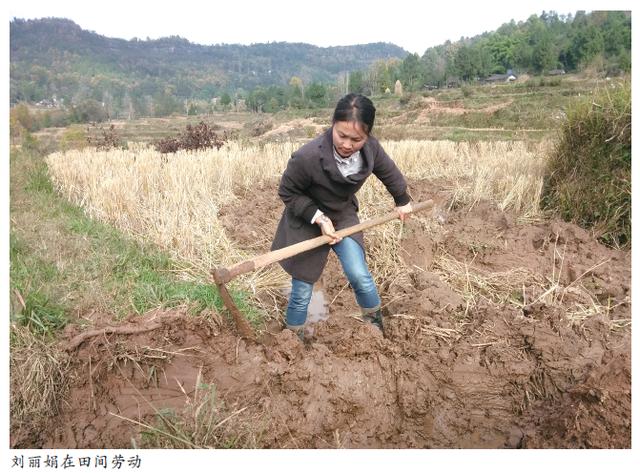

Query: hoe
212;200;433;340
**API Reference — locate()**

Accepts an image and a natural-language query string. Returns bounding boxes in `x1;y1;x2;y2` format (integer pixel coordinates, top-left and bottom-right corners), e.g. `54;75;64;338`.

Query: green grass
10;232;68;336
24;160;54;194
373;76;612;139
10;144;261;335
541;79;631;247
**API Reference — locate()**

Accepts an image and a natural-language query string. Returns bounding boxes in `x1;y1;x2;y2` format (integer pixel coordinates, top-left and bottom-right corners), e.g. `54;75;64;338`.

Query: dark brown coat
271;127;410;283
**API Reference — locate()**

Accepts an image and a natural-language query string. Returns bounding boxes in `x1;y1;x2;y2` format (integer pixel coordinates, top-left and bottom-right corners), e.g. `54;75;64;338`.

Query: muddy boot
362;308;384;332
286;324;305;342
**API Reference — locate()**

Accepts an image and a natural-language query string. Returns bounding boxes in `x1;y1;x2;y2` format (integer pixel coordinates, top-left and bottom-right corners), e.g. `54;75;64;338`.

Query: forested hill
10;12;631;124
10;17;408;104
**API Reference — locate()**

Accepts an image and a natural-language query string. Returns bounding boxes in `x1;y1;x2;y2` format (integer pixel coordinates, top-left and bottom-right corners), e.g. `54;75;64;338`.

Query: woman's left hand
395;202;413;222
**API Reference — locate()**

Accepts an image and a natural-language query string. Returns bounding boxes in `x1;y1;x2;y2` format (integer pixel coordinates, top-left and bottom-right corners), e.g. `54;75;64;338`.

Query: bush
155;121;227;153
11;103;35;132
86;123;125;150
70;99;109;124
541;80;630;247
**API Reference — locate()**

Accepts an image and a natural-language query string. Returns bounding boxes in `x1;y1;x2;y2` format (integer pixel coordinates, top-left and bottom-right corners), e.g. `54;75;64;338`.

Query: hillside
10;12;630;126
10;18;408;104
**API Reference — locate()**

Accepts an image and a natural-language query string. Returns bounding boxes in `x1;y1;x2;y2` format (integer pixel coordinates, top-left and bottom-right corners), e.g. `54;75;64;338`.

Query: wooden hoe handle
212;199;433;285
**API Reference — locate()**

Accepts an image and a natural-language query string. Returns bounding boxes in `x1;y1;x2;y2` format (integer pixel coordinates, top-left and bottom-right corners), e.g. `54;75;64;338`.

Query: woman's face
332;121;368;158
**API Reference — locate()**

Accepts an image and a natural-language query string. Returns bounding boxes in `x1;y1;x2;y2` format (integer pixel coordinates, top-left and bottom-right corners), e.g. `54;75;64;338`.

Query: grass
10;144;259;329
374;124;548;142
10;138;264;443
42;136;549;325
541;79;631;247
372;75;612;142
10;324;71;429
10;229;69;336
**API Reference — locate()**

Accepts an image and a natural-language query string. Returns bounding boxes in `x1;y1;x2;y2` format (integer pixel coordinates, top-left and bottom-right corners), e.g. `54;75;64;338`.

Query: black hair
332;93;376;135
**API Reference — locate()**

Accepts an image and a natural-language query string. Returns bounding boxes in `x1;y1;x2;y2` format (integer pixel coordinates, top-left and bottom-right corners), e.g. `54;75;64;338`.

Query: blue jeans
286;237;381;326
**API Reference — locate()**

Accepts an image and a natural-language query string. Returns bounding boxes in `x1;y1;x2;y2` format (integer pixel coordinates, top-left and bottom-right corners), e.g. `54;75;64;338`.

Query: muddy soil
11;179;631;449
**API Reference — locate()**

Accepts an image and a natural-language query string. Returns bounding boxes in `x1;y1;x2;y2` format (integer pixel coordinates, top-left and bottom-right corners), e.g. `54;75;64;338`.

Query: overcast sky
8;0;635;55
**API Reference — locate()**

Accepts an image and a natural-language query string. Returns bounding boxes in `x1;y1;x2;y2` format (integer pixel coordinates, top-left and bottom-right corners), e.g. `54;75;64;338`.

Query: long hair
332;94;376;134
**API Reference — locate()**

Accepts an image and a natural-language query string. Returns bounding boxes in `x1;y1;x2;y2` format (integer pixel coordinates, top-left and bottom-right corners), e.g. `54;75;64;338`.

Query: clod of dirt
13;179;630;449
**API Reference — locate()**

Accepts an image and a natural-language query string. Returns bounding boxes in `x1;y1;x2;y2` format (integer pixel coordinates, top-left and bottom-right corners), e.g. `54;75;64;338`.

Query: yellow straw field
45;139;550;300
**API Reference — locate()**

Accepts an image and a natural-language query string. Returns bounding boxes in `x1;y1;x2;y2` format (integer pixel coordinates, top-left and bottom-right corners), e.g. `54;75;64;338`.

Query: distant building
446;78;460;88
483;72;517;83
35;96;63;108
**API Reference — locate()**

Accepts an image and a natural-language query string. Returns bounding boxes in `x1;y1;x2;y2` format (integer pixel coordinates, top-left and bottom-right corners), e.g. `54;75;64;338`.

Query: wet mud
11;179;631;449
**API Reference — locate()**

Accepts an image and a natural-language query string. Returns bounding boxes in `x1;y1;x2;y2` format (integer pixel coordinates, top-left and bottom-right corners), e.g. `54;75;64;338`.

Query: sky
7;0;636;55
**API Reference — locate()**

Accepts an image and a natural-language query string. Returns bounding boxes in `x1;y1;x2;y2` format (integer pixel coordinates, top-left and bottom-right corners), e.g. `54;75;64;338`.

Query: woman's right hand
316;215;342;245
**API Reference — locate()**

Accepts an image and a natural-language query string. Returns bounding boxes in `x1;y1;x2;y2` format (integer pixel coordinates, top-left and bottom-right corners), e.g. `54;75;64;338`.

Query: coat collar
318;126;374;183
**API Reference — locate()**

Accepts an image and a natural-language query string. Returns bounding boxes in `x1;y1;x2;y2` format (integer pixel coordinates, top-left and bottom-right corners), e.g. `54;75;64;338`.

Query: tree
10;103;34;132
512;32;533;71
289;76;304;99
422;46;448;86
70;99;108;123
602;11;631;57
474;43;496;77
347;71;365;94
247;87;268;112
565;11;605;70
399;53;424;90
153;86;181;117
485;34;516;72
364;59;393;95
289;76;305;108
264;97;280;113
453;45;476;81
266;85;287;110
306;82;327;108
530;23;557;73
220;92;232;109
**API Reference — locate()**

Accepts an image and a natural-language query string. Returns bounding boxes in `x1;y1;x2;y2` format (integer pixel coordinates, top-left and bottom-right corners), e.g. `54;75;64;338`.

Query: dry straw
46;139;549;315
10;324;70;426
109;364;263;447
432;252;537;307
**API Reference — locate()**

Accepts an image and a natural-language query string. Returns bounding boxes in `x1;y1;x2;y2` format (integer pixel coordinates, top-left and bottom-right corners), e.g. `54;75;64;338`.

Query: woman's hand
395;202;413;222
316;215;342;245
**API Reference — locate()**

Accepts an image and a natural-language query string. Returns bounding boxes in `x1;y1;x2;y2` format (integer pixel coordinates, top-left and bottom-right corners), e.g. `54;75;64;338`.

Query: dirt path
12;179;630;449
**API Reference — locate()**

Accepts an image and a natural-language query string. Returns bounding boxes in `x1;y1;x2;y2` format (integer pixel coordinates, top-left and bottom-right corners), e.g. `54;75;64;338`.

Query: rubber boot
286;324;305;342
362;307;383;332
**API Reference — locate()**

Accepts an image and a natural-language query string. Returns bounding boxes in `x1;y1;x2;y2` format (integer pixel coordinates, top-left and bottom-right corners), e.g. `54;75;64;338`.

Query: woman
271;93;412;340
